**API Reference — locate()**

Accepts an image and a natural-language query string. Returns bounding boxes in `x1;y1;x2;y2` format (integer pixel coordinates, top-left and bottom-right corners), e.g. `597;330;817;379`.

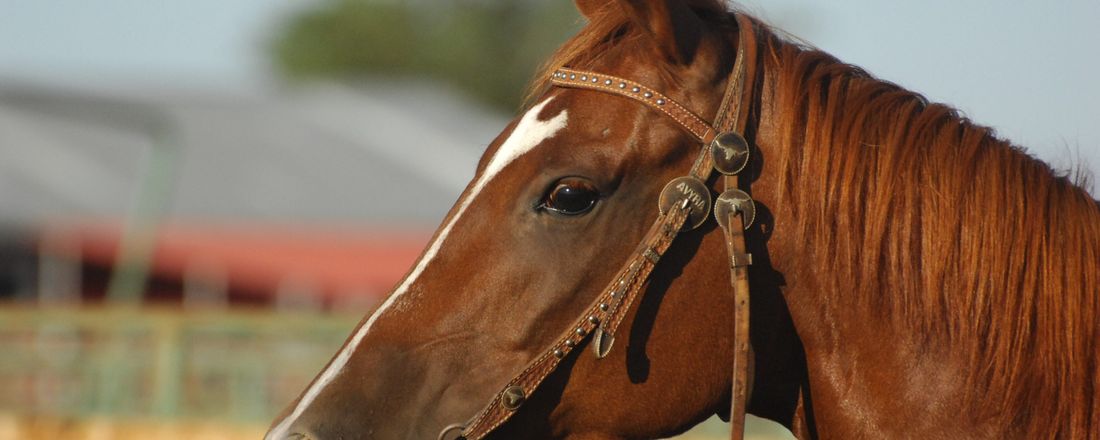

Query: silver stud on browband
619;82;627;89
565;340;576;348
605;79;613;85
656;99;666;105
553;349;564;359
575;327;587;337
599;303;609;312
570;74;576;80
588;316;599;325
592;77;599;83
632;86;640;93
644;92;653;99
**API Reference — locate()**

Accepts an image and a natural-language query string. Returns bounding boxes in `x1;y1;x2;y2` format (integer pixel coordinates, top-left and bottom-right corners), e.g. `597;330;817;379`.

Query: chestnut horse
267;1;1100;438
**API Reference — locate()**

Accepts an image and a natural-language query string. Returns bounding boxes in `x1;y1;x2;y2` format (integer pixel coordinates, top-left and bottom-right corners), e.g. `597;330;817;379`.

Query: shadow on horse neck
267;1;1100;439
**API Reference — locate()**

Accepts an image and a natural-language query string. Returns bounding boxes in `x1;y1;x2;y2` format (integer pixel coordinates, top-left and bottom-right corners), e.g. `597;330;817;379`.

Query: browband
550;68;718;144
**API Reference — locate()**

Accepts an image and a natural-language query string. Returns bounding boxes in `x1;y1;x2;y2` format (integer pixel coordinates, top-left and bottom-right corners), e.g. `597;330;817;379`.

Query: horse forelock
760;26;1100;436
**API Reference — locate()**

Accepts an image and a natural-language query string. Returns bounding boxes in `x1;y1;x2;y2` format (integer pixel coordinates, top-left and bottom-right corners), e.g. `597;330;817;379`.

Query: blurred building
0;79;507;311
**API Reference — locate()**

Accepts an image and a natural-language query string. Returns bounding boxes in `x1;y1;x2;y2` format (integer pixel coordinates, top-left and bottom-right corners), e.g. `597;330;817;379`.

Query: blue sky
0;0;306;88
741;0;1100;178
1;0;1097;181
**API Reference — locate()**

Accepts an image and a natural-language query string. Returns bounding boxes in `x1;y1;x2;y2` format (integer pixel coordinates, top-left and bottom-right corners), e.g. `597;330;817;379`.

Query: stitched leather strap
708;13;761;440
461;203;691;440
714;14;759;440
551;69;717;145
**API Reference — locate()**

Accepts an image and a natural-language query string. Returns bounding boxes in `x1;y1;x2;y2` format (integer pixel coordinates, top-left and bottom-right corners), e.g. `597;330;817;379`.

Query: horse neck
753;35;1100;437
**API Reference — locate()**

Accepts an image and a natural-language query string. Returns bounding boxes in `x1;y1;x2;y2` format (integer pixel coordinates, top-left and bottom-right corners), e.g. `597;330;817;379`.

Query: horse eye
541;178;599;216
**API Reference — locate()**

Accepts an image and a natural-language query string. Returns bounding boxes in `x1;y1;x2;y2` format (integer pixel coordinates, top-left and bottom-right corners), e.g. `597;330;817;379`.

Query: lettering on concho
659;176;712;231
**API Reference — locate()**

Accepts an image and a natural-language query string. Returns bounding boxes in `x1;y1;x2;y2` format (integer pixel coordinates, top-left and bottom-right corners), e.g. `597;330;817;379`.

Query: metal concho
711;132;751;175
659;176;711;231
714;189;755;230
501;386;526;411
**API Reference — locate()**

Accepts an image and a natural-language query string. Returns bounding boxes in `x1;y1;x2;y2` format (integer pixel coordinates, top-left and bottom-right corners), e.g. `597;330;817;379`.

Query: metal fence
0;306;359;424
0;306;793;439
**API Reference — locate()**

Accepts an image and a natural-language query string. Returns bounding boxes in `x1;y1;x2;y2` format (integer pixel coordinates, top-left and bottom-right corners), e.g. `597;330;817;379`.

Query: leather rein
443;14;760;440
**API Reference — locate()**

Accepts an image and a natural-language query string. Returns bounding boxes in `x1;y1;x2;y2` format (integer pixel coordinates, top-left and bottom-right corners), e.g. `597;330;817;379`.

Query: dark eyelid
537;177;600;216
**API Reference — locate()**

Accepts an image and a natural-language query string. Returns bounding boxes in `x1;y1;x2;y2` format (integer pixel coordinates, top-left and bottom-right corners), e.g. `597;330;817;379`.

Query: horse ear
617;0;705;64
572;0;707;64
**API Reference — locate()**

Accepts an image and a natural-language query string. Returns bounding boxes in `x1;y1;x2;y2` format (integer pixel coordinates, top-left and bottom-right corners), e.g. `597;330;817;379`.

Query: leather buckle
713;189;755;230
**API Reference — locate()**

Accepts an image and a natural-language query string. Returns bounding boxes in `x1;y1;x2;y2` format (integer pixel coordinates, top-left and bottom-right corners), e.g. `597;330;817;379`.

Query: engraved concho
714;188;756;230
659;176;712;231
711;131;751;175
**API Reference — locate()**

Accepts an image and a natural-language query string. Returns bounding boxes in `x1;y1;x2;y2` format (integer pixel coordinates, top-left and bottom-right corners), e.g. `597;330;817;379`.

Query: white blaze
266;97;567;439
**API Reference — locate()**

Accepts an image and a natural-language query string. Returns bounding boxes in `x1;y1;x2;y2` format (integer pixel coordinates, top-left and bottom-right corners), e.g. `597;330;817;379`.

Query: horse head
268;0;1100;438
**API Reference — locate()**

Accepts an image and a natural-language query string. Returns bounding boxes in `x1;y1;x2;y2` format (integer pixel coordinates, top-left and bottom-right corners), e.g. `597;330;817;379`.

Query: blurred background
0;0;1095;439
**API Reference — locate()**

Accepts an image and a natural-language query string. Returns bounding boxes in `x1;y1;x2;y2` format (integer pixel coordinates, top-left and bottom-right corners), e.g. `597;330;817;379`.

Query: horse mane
762;22;1100;437
530;3;1100;437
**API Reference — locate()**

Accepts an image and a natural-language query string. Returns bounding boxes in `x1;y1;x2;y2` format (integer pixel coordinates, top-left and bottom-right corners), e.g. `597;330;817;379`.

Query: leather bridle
442;13;760;440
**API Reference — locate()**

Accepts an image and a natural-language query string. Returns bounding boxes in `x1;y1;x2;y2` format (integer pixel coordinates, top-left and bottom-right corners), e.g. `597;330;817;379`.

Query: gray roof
0;79;508;227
